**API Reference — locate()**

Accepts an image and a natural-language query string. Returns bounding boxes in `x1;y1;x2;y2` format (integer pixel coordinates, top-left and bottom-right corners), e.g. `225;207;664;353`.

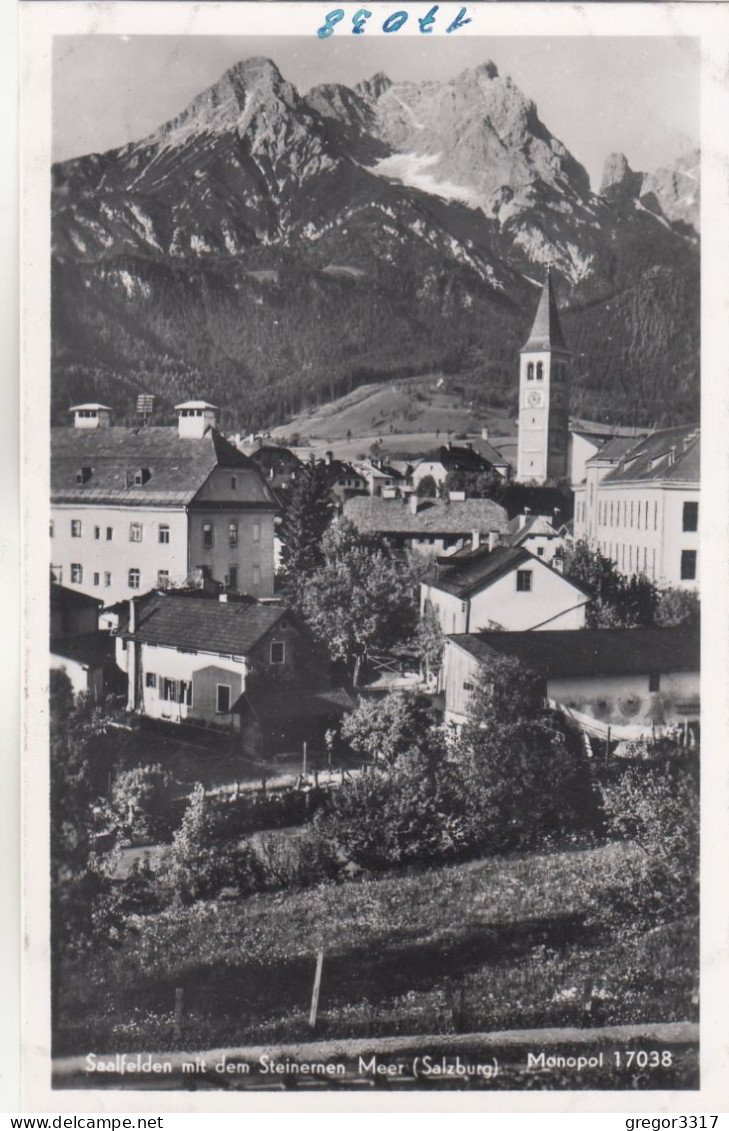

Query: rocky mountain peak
150;56;302;146
356;72;393;102
600;152;642;197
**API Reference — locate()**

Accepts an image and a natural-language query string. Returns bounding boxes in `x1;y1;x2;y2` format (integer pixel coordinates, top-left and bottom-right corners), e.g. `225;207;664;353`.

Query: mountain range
51;56;700;431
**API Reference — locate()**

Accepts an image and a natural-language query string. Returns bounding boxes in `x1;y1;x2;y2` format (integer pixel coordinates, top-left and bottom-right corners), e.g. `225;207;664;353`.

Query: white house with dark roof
506;513;569;565
115;591;351;756
420;544;590;636
573;424;700;588
442;626;700;741
342;495;510;555
51;402;279;604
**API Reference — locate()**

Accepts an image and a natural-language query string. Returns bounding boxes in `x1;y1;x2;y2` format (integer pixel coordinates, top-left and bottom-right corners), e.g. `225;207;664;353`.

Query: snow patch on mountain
370;152;482;208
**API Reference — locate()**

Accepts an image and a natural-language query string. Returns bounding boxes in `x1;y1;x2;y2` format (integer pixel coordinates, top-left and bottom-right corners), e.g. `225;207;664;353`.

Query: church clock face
525;389;544;408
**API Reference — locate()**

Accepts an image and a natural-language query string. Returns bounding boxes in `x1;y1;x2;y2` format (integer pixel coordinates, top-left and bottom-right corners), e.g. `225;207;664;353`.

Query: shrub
111;764;177;844
166;787;264;905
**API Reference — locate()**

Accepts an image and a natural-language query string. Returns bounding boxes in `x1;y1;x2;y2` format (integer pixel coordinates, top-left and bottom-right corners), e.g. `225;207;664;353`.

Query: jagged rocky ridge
51;57;699;429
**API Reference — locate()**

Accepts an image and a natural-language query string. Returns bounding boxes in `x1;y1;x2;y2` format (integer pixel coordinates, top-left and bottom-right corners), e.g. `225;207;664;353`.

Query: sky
52;35;700;189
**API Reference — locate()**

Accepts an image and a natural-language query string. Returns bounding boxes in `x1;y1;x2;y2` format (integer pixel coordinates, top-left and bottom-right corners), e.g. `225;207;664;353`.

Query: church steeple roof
521;270;570;353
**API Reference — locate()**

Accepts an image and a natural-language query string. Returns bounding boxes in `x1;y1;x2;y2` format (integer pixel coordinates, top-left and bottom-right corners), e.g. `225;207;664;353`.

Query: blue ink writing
383;10;409;32
316;6;472;36
352;7;372;33
418;5;439;33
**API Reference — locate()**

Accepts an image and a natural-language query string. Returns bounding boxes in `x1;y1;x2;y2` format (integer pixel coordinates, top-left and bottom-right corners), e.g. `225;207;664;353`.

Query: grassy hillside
55;841;697;1059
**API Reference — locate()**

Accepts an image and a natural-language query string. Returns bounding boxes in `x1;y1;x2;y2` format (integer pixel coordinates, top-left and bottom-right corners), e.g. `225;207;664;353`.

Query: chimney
449;489;466;502
175;401;218;438
481;427;489;441
668;446;676;466
69;403;112;430
409;495;419;516
128;597;136;634
446;441;452;451
325;450;333;465
488;531;501;553
219;593;228;603
472;530;481;551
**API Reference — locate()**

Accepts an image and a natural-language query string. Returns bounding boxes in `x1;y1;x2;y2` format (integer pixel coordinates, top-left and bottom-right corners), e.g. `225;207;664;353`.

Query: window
516;569;532;592
178;680;192;706
228;566;238;591
654;502;658;531
129;523;143;543
106;527;113;541
128;568;141;590
649;671;661;693
104;572;111;587
93;572;100;587
216;684;231;713
145;673;157;690
537;547;544;557
94;526;100;540
527;362;534;381
228;521;238;548
50;520;54;538
203;523;214;549
71;563;83;584
252;565;261;586
163;678;177;702
158;525;170;544
536;362;543;380
71;520;82;538
270;640;285;665
230;476;237;490
682;501;698;533
463;681;474;692
252;522;261;543
134;468;151;486
157;570;170;589
680;550;697;581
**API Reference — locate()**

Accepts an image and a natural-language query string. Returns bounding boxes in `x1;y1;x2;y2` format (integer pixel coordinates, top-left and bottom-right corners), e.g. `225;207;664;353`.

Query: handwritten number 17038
317;6;472;37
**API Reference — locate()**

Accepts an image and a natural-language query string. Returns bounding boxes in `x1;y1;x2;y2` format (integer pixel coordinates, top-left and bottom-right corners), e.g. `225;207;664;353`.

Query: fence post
604;726;611;765
173;987;185;1042
309;950;324;1030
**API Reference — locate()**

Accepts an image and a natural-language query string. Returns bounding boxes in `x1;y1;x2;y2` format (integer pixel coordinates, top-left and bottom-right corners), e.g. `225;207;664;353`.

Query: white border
19;1;729;1113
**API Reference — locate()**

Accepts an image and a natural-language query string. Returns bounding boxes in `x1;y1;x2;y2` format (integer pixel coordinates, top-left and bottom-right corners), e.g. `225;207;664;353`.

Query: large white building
573;424;700;589
51;401;279;604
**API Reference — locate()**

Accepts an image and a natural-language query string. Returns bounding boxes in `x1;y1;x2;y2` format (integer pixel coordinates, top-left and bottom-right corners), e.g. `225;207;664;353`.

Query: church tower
516;271;570;484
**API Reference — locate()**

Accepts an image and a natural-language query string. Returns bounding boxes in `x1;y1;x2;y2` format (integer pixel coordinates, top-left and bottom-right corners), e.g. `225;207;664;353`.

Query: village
51;273;700;764
49;274;701;1084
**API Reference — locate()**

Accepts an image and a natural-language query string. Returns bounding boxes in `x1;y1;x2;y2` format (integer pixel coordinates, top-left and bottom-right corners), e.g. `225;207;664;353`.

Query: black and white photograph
18;0;729;1110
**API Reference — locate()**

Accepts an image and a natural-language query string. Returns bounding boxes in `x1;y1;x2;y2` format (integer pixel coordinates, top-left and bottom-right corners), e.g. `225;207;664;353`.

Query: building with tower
516;273;570;484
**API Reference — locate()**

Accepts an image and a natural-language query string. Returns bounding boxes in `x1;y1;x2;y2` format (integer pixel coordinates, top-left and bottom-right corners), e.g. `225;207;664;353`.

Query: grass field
56;841;697;1059
267;375;516;454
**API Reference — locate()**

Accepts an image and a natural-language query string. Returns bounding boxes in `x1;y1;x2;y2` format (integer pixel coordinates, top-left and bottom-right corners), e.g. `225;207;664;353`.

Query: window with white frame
128;568;141;590
104;572;111;587
157;571;170;589
71;563;83;584
158;525;170;544
270;640;285;665
516;569;532;592
216;684;231;713
253;522;261;543
145;673;157;690
203;523;214;549
93;572;100;587
228;521;238;548
129;523;143;542
71;520;82;538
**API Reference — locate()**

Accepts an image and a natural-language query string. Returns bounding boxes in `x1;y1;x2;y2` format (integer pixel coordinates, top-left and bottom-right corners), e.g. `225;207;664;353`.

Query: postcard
19;0;729;1113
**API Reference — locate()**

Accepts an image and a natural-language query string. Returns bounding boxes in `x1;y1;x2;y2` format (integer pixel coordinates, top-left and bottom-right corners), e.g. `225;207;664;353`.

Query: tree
110;764;176;844
49;673;130;1029
449;655;601;852
167;786;262;905
277;460;335;587
655;587;700;627
443;469;502;499
299;521;418;684
340;690;438;765
415;601;445;684
416;474;438;498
